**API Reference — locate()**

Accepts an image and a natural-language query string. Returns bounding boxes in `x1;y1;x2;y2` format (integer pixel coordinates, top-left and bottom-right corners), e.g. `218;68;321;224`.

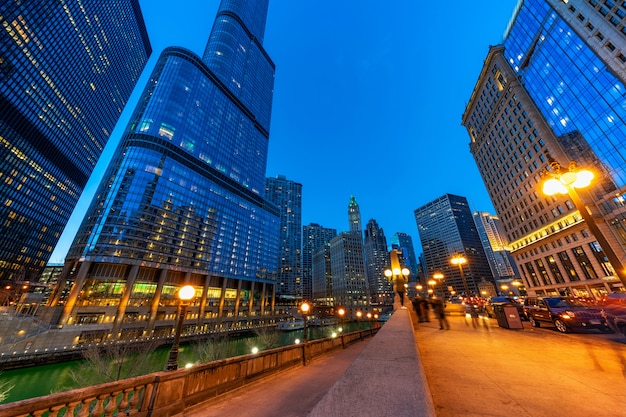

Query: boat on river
276;320;305;331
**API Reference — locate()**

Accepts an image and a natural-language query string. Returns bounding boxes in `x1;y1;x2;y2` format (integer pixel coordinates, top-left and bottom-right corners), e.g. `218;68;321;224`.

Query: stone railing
0;328;379;417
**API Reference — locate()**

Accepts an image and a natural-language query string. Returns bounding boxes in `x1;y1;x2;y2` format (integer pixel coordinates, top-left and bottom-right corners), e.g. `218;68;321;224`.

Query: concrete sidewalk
415;313;626;417
183;301;626;417
182;333;372;417
308;307;435;417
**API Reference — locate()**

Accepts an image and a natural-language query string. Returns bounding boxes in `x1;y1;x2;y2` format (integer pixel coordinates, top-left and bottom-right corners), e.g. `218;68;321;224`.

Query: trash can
493;303;524;329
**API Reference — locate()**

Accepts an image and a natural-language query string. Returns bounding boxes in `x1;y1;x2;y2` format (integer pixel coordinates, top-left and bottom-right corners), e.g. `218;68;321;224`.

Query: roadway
183;308;626;417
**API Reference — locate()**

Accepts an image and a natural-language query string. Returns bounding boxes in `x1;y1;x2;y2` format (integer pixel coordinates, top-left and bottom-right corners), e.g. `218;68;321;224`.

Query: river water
0;322;371;404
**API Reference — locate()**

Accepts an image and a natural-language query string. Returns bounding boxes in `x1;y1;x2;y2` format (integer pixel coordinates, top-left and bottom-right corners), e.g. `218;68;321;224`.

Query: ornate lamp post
450;254;469;296
300;301;310;343
165;285;195;371
542;161;626;287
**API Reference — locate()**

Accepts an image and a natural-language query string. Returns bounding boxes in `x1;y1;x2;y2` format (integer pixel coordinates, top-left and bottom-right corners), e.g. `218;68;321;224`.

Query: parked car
523;296;611;333
484;296;525;319
444;298;468;316
599;293;626;335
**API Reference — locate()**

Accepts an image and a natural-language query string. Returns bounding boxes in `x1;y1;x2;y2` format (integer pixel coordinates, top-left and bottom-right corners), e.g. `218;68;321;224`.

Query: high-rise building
462;0;626;297
265;175;302;299
413;194;494;296
473;212;518;281
45;0;280;342
363;219;391;306
303;223;337;302
329;232;368;312
391;232;420;280
348;195;362;238
312;245;333;304
0;1;151;285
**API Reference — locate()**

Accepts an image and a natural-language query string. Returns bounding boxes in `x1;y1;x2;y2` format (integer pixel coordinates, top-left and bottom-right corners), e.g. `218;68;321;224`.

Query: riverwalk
183;302;626;417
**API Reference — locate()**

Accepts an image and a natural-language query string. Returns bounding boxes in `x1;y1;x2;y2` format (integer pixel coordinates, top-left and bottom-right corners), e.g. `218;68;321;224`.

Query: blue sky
49;0;519;263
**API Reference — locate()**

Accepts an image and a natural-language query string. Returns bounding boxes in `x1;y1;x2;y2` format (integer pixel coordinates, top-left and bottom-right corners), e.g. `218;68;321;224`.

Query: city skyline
49;0;519;263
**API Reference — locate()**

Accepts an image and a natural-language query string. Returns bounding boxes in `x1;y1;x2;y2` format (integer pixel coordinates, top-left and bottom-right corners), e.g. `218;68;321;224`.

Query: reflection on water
0;322;373;404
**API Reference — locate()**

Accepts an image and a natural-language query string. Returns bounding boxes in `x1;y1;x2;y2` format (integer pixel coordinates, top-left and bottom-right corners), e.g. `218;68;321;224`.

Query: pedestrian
412;297;421;320
420;297;430;322
413;296;428;322
394;277;407;308
430;296;450;330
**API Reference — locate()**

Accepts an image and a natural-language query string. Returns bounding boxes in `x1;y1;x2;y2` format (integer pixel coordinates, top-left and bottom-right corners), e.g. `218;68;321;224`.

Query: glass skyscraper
48;0;280;341
265;175;302;299
303;223;337;302
0;1;151;286
463;0;626;297
414;194;494;296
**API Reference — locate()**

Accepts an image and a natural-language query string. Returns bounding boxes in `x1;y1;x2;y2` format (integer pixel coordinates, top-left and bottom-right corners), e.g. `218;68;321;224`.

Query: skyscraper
414;194;494;296
330;232;368;312
303;223;337;301
463;0;626;297
363;219;391;306
348;195;362;238
391;232;420;280
265;175;302;299
48;0;280;341
0;1;151;285
473;211;518;281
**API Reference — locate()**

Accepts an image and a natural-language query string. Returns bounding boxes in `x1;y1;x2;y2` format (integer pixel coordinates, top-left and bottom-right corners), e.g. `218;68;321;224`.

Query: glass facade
265;175;302;298
0;0;151;284
51;0;280;338
303;223;337;301
414;194;494;296
463;0;626;298
504;0;626;206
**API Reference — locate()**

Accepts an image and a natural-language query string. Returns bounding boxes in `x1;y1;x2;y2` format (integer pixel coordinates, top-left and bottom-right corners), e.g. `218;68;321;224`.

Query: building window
558;251;580;282
572;246;599;280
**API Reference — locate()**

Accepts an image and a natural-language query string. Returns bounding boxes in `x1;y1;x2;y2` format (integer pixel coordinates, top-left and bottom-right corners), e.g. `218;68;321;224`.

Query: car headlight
561;311;575;319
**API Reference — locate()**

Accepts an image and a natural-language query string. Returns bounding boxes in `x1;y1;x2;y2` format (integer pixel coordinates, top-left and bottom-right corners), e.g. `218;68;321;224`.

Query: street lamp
450;254;470;296
300;301;310;343
501;284;509;296
542;161;626;287
337;307;346;348
165;285;195;371
416;284;423;296
433;272;444;298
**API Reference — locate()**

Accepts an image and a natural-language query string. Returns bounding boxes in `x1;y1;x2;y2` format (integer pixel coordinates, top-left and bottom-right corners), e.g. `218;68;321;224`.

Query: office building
303;223;337;302
363;219;392;306
414;194;494;296
44;0;280;343
473;211;518;280
312;245;333;304
329;232;368;313
462;0;626;298
391;232;420;280
265;175;302;300
0;1;151;284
